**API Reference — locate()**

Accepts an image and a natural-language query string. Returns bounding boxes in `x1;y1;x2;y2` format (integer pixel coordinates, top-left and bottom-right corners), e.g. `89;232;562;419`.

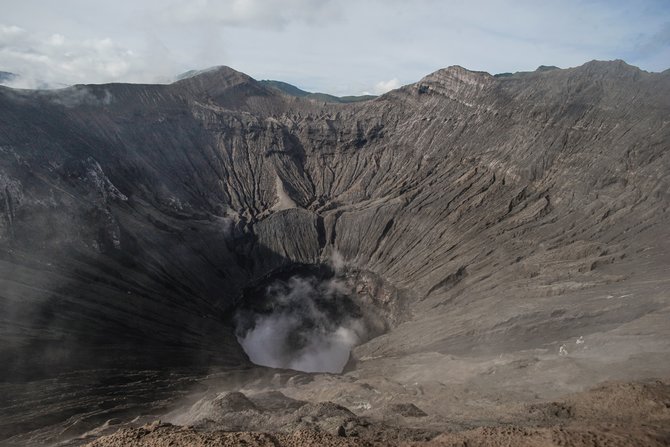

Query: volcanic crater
0;60;669;446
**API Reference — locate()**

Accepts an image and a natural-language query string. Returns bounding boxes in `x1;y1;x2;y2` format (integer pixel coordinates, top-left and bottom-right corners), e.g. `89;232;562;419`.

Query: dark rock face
0;60;669;444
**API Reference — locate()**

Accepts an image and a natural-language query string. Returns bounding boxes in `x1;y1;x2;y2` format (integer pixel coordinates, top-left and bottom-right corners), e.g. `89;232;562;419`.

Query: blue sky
1;0;669;94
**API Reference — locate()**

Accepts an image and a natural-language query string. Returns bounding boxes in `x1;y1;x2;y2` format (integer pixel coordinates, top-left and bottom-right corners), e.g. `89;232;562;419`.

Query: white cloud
0;25;24;37
159;0;338;30
47;33;65;46
0;24;175;88
370;78;401;95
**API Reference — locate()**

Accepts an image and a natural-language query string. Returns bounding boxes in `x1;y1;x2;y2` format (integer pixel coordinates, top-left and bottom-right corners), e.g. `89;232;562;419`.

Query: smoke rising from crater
234;275;367;373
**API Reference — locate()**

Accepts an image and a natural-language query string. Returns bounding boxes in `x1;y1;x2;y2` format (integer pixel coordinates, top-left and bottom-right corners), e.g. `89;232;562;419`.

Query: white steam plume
235;276;366;373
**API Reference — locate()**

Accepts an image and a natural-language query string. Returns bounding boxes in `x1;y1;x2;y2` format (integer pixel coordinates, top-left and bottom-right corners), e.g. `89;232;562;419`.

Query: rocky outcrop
84;379;670;447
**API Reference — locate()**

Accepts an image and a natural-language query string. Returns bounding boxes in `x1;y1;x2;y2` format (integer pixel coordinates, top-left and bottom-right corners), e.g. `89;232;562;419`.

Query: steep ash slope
0;61;669;444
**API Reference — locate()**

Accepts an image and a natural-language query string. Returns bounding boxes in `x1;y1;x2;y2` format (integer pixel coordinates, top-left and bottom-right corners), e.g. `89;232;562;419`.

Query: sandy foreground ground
86;378;670;447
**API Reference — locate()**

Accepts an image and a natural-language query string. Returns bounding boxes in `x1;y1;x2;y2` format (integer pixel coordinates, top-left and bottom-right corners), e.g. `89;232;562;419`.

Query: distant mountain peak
417;66;494;96
578;59;644;77
259;80;376;103
259;80;311;98
536;65;560;72
0;71;18;84
173;65;253;86
420;65;492;84
169;65;261;100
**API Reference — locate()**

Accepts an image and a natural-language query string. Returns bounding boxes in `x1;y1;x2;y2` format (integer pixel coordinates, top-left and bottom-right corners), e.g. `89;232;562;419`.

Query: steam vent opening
234;265;398;373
